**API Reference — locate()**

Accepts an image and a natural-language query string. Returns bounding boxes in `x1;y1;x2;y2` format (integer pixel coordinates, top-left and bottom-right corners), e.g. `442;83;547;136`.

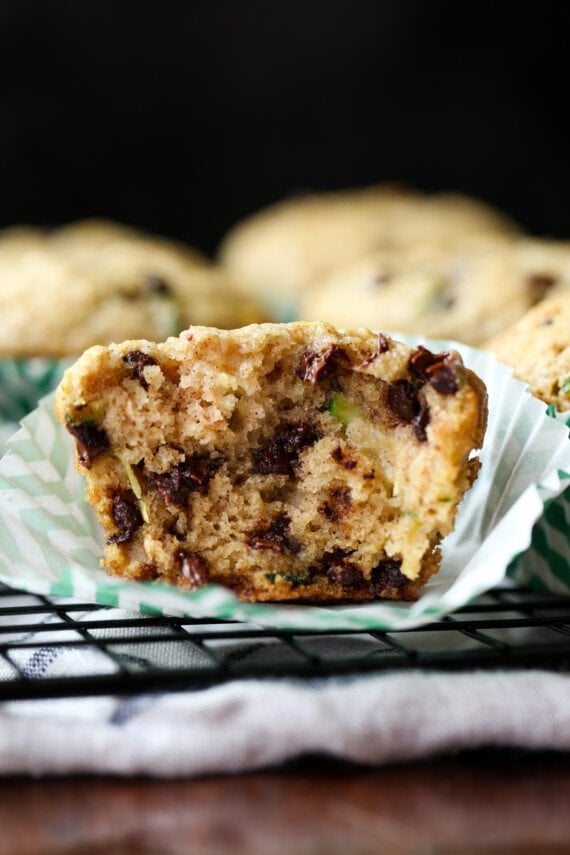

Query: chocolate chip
146;455;221;505
247;514;300;554
252;422;320;476
331;446;357;469
408;345;440;379
377;332;390;353
370;558;407;594
389;347;458;431
298;343;346;384
412;399;430;442
123;350;158;390
425;360;459;394
321;547;353;565
66;421;110;469
386;379;419;423
107;490;143;544
320;548;363;588
326;560;363;587
542;319;554;326
371;269;390;287
175;550;209;588
138;563;159;580
327;563;363;587
527;272;556;303
409;346;459;395
360;332;390;367
318;486;352;522
143;274;172;297
433;288;456;310
247;536;283;553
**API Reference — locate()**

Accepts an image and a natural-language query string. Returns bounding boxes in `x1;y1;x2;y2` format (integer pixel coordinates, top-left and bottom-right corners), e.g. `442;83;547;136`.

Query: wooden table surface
1;750;569;855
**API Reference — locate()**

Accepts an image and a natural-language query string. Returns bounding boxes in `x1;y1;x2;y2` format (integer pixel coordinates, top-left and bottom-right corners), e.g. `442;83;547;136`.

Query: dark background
0;0;569;254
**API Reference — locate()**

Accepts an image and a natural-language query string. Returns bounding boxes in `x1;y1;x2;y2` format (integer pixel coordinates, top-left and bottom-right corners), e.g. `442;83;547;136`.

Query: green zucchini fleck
115;451;150;523
327;393;362;427
66;399;105;427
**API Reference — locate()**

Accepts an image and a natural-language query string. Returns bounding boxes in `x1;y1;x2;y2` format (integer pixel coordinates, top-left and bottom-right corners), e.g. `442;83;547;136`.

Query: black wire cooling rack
0;582;570;701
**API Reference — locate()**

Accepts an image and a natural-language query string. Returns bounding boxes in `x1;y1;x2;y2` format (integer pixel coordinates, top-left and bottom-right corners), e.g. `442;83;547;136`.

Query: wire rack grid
0;583;569;702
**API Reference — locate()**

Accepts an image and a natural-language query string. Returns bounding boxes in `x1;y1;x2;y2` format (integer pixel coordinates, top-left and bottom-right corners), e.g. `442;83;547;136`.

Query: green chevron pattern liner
0;358;70;422
508;407;570;594
0;341;568;631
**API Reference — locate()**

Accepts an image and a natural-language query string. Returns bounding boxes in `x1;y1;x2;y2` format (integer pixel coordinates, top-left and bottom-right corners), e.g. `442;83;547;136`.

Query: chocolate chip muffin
485;292;570;412
0;220;266;358
51;219;207;266
219;185;519;301
300;237;570;347
54;322;487;603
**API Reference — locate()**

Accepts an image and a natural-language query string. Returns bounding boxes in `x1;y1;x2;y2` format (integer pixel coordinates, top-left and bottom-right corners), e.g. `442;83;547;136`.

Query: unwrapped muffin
300;237;570;346
219;185;519;301
485;292;570;411
0;220;266;358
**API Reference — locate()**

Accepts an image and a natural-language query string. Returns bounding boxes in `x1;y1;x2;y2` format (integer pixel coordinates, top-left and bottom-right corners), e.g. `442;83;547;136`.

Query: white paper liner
0;339;568;631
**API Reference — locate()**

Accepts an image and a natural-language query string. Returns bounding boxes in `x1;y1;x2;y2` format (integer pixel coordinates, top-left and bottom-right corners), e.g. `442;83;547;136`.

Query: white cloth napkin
1;669;570;777
1;595;569;776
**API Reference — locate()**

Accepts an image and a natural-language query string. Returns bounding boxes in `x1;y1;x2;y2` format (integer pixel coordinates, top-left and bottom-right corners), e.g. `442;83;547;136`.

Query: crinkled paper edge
0;339;568;631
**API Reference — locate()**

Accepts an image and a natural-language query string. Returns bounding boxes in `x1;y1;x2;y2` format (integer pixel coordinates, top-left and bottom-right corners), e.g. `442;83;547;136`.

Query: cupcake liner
0;358;70;422
0;340;568;631
507;407;570;593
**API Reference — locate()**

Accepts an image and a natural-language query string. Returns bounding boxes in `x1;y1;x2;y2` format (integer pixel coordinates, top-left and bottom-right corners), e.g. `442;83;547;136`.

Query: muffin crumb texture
55;323;487;602
485;292;570;411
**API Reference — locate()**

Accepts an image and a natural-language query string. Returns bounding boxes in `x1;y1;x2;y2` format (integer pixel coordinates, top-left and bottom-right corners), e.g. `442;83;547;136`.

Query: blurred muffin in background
218;184;519;304
0;219;266;358
51;218;208;271
300;237;570;347
484;292;570;411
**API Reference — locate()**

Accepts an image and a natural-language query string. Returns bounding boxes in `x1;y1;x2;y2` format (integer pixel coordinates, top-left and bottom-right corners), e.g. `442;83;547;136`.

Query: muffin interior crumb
55;323;487;603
